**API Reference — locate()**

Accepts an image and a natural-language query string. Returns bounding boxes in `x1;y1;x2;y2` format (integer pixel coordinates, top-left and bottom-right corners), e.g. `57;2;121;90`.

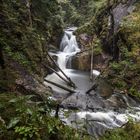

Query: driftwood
86;83;98;94
44;79;76;93
86;69;105;94
44;65;71;85
25;0;32;27
47;52;76;88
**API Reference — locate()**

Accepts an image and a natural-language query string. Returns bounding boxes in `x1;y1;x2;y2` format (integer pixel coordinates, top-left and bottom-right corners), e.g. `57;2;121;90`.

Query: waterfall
44;27;140;138
57;28;80;69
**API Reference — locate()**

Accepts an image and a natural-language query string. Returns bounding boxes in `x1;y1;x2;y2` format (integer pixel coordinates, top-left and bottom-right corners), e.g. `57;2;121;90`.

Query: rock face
71;52;110;71
7;58;52;100
75;0;137;61
112;0;136;32
72;52;90;71
60;79;137;111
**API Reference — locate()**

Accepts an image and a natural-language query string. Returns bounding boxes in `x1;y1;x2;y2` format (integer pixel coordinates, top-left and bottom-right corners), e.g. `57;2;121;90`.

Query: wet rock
71;52;110;71
106;94;127;109
97;79;113;99
61;92;106;110
72;52;90;71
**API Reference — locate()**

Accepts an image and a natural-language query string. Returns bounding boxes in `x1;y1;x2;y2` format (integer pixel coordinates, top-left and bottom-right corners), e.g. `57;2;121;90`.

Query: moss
0;0;64;79
100;122;140;140
101;2;140;99
93;38;103;55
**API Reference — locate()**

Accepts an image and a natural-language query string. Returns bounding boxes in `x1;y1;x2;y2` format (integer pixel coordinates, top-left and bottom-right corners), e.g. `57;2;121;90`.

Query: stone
97;79;113;99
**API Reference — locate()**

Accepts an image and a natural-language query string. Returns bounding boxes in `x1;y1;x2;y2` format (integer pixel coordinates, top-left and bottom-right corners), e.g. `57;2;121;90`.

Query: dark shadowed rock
97;79;113;99
113;1;136;32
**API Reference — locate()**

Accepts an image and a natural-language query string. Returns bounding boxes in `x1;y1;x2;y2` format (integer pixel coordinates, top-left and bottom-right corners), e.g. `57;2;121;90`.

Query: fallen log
44;79;76;93
44;65;71;85
47;52;76;88
86;83;98;94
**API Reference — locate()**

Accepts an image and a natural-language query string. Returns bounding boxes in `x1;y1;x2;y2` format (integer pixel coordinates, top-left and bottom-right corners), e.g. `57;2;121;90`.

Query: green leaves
0;93;91;140
14;126;39;138
7;117;20;129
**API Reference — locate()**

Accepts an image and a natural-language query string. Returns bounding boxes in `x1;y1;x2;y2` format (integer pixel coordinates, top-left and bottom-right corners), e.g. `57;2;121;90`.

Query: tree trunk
0;47;5;69
44;65;71;85
25;0;32;27
47;52;76;88
44;79;76;93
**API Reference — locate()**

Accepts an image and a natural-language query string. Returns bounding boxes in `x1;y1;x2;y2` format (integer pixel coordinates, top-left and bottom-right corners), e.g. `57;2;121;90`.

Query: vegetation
100;122;140;140
104;2;140;99
59;0;106;26
0;93;90;140
75;0;140;99
0;0;140;139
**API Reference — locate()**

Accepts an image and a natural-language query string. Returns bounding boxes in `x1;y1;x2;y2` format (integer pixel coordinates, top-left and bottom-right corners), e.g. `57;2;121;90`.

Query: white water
44;27;140;138
93;70;100;76
45;69;92;95
63;110;140;138
57;28;80;70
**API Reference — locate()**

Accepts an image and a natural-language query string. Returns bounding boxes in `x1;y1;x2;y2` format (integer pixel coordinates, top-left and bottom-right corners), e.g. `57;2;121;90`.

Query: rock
72;51;90;71
7;58;52;101
61;92;106;110
105;94;127;109
48;44;59;52
71;51;110;71
112;1;136;32
93;53;111;69
78;33;92;47
97;79;113;99
15;74;52;101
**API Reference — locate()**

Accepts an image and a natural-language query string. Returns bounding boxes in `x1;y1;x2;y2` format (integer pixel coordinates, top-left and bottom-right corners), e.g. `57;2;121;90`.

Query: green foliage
102;2;140;98
129;87;140;99
100;122;140;140
59;0;82;26
59;0;106;26
93;38;102;55
0;93;90;140
0;0;63;76
107;58;140;94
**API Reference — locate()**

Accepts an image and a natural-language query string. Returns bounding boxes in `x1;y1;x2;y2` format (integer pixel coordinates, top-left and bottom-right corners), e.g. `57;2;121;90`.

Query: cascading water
57;28;80;70
44;27;140;138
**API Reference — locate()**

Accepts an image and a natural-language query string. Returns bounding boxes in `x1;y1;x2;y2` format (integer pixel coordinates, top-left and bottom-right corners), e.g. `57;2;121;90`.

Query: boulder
71;51;111;71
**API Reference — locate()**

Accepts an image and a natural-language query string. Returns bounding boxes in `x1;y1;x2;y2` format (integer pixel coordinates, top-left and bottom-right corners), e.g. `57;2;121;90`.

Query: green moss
102;2;140;98
100;122;140;140
0;0;64;76
129;87;140;99
93;38;103;55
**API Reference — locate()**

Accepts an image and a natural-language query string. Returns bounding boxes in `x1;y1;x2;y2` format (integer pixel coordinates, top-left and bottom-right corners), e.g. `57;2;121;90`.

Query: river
44;27;140;138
